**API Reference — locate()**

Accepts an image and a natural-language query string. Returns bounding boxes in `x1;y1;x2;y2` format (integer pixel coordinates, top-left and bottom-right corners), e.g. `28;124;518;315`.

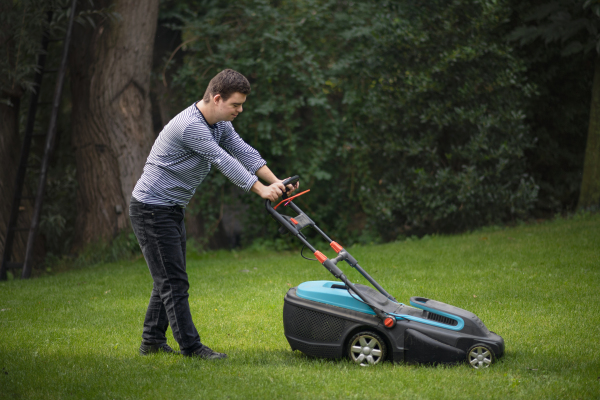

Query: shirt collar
194;101;217;129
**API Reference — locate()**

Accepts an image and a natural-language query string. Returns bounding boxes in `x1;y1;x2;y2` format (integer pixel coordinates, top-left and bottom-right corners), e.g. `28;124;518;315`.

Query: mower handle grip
264;175;300;210
281;175;300;200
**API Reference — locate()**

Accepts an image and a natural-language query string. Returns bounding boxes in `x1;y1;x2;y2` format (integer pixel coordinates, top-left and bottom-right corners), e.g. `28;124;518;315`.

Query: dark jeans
129;197;202;354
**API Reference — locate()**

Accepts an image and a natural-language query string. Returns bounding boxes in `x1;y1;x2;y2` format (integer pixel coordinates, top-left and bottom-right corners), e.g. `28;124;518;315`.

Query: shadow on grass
232;348;497;370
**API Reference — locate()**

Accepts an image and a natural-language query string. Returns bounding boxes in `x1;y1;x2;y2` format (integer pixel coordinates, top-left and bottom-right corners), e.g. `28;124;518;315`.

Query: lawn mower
266;176;504;368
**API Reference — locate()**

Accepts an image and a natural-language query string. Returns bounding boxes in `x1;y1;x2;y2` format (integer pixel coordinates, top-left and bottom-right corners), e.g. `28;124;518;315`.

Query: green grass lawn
1;214;599;399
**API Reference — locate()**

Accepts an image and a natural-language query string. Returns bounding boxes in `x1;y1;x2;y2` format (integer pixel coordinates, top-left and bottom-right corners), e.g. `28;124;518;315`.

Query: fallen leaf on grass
104;290;111;294
473;295;477;298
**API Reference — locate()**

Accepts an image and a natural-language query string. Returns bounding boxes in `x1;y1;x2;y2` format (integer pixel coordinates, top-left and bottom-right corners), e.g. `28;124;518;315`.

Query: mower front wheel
348;331;387;366
467;344;494;369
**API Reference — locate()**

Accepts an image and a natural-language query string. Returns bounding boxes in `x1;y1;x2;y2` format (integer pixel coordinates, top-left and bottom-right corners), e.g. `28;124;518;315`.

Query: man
129;69;297;359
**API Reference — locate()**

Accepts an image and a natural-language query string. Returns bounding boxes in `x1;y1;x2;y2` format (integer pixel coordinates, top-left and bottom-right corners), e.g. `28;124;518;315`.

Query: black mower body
283;283;504;365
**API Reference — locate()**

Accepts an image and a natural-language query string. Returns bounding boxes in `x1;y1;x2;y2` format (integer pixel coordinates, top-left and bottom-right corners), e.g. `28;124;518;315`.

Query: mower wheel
348;331;387;366
467;344;494;369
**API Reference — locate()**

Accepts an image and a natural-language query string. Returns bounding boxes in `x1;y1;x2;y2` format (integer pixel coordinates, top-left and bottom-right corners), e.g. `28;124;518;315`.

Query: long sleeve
220;123;267;174
181;122;258;192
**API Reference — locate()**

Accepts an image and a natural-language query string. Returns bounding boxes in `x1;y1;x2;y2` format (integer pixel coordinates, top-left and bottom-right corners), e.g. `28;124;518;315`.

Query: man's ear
213;94;222;105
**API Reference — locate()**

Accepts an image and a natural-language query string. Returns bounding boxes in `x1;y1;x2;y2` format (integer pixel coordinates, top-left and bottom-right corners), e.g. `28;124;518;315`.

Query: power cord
301;244;316;261
348;287;368;305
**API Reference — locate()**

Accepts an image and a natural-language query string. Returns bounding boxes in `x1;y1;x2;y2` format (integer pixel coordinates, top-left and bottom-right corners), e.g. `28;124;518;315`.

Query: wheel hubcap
350;335;383;366
468;346;493;369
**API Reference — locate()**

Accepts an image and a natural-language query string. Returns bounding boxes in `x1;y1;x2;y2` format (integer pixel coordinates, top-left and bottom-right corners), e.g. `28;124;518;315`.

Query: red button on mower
384;316;396;328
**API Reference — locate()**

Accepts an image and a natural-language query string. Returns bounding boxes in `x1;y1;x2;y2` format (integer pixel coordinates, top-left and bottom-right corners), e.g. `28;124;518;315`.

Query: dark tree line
0;0;598;274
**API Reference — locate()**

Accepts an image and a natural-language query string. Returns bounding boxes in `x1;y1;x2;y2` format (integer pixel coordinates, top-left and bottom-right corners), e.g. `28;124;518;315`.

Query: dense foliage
347;1;539;237
165;0;538;244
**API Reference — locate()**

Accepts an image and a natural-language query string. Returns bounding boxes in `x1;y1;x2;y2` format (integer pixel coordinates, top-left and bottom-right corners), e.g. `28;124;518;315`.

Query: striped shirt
132;101;266;206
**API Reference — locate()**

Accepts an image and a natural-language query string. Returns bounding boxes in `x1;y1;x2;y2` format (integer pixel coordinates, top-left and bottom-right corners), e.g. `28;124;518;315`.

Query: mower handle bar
264;175;398;320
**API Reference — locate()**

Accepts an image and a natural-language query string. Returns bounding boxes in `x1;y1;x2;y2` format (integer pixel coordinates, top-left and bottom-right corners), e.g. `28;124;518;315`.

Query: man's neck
196;101;217;126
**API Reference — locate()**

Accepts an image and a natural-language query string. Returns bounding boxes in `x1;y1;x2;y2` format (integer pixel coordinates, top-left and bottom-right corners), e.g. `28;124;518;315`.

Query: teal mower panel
296;281;465;332
296;281;376;315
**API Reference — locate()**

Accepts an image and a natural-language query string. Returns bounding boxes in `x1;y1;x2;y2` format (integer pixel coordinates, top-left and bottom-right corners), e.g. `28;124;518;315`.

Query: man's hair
202;69;251;102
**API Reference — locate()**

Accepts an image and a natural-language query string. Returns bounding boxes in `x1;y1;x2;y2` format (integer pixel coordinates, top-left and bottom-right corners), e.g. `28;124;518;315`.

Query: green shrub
166;0;538;244
73;230;141;268
345;1;539;237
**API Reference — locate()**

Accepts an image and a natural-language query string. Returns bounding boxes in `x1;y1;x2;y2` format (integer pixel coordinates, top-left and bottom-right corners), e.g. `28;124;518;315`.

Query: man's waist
130;195;186;209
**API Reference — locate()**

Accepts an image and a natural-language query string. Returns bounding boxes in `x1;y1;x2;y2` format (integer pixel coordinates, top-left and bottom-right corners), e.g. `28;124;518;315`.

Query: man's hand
251;181;287;202
281;177;300;197
256;166;299;196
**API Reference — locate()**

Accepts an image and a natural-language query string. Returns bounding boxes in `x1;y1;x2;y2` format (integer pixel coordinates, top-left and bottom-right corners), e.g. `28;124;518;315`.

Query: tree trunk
69;0;158;248
0;95;23;260
0;0;31;272
578;57;600;209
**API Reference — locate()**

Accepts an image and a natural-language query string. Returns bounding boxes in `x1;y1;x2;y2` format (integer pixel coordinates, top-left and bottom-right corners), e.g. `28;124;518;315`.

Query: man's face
214;92;246;122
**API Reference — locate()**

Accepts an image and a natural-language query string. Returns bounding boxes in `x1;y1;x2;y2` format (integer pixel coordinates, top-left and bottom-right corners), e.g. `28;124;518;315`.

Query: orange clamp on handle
314;251;327;263
290;218;299;225
330;241;343;253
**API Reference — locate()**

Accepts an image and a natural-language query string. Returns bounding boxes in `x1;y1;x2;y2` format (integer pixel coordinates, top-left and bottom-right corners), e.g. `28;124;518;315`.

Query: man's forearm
255;165;279;184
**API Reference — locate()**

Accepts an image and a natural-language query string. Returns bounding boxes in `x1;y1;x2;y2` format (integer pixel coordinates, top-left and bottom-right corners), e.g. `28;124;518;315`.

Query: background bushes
164;0;547;244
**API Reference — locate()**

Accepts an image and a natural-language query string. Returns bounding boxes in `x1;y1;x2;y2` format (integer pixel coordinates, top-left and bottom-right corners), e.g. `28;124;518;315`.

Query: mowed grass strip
0;214;599;399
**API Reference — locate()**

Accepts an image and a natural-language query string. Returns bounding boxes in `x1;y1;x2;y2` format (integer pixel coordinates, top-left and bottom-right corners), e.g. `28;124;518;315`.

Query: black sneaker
186;345;227;360
139;342;179;356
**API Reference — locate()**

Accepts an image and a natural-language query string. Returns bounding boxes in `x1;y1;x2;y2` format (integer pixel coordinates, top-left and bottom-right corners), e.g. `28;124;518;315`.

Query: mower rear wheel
348;331;387;366
467;344;494;369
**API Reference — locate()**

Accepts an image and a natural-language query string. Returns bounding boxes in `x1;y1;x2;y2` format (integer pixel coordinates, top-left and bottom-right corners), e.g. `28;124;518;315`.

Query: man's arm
220;125;267;174
219;125;298;200
251;179;285;202
182;123;259;192
255;165;278;184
